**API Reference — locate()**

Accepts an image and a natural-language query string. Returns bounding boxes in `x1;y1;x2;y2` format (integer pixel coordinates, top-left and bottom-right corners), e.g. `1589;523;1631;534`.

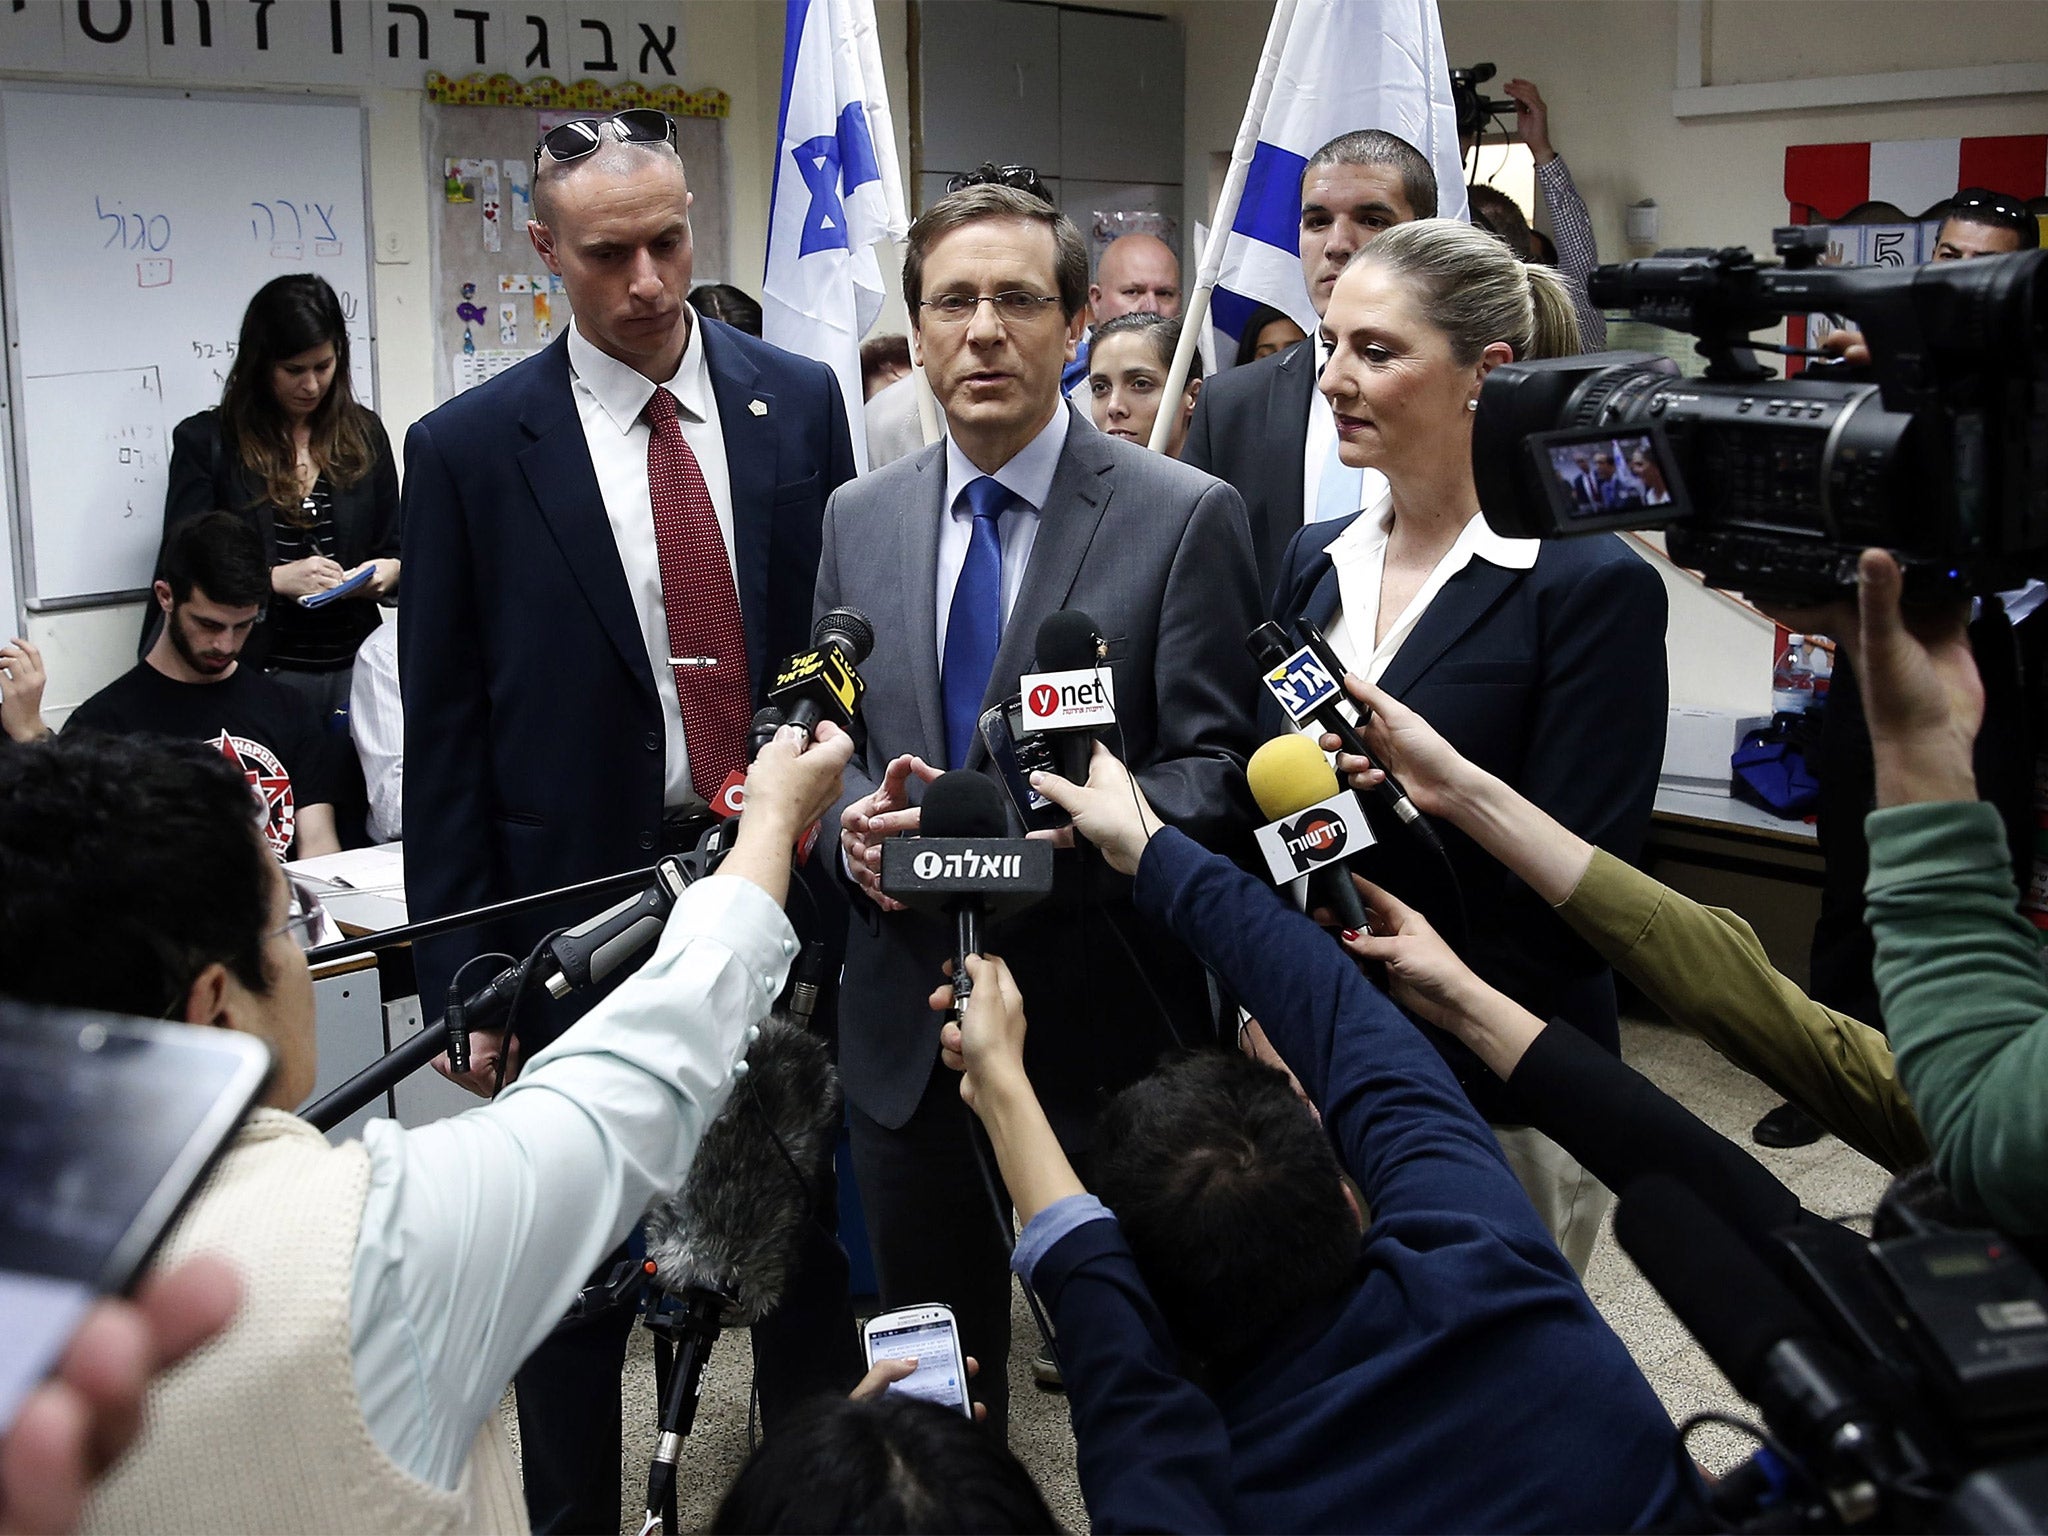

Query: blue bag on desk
1731;709;1822;818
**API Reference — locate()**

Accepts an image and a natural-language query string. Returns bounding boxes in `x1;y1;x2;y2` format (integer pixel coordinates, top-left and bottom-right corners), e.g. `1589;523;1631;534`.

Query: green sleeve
1866;801;2048;1235
1561;850;1925;1173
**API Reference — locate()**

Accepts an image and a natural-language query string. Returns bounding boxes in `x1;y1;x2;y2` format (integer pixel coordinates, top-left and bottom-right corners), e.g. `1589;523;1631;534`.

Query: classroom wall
21;0;2048;721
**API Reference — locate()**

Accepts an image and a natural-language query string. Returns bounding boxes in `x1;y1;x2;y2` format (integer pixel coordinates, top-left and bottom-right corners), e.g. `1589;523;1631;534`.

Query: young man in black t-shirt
66;512;341;861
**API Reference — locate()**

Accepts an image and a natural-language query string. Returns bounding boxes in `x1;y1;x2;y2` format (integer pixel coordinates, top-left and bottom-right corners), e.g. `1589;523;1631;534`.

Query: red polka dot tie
644;386;750;801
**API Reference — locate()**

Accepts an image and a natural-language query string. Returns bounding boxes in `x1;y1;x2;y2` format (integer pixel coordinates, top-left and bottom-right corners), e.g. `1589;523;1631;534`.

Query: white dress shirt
348;613;403;843
1320;494;1540;691
348;872;796;1488
933;404;1069;665
1301;336;1389;527
567;318;737;809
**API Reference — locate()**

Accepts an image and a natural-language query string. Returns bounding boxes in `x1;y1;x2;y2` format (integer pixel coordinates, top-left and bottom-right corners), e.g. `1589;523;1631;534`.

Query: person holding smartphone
0;721;851;1532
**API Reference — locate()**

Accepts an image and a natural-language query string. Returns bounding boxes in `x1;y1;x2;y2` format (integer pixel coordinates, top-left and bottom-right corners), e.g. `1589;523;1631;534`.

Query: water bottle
1772;634;1813;715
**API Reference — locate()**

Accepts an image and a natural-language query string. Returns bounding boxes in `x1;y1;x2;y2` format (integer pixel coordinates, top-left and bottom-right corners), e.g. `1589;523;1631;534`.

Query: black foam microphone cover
1035;608;1102;671
920;770;1010;839
643;1018;842;1323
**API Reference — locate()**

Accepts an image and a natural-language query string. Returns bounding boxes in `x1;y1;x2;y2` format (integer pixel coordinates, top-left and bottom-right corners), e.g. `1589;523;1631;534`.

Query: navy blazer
399;321;854;1025
1269;515;1668;1119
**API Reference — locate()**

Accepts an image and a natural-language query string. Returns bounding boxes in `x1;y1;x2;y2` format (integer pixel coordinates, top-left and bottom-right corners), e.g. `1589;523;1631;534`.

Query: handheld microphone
880;772;1054;1022
767;607;875;743
543;856;695;1001
1245;621;1439;850
748;705;786;762
1247;735;1374;932
1022;609;1114;785
1616;1176;1903;1522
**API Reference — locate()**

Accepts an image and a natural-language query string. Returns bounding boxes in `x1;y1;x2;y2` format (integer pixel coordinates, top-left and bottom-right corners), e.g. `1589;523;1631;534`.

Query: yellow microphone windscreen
1247;734;1340;820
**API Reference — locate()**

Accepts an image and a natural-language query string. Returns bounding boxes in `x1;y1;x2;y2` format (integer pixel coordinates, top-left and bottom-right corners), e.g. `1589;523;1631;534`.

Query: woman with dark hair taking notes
1265;218;1668;1273
149;274;400;721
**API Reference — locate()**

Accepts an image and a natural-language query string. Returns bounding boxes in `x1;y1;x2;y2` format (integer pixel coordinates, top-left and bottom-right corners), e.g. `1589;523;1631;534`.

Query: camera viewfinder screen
1541;431;1679;521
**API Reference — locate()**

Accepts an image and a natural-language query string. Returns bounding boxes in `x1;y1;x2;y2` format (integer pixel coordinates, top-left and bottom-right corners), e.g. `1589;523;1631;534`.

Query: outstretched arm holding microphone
1322;666;1928;1175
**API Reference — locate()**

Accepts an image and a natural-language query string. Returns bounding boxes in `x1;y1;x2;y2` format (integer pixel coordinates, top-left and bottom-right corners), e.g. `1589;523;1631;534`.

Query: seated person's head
1932;188;2039;261
1465;183;1534;261
1087;312;1200;458
1298;129;1437;320
860;332;913;399
711;1391;1057;1534
0;733;317;1105
1092;1050;1361;1371
1233;303;1308;368
154;512;270;679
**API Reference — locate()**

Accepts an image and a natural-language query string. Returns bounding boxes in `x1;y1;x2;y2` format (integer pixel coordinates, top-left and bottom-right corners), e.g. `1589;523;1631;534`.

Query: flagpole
1147;0;1300;452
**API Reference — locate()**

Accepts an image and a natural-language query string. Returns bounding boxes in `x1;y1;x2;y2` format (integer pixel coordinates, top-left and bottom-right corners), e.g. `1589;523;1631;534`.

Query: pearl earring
1466;398;1479;412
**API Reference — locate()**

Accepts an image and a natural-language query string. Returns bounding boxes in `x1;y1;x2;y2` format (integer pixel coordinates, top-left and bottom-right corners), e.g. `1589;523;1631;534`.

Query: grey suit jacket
815;403;1262;1131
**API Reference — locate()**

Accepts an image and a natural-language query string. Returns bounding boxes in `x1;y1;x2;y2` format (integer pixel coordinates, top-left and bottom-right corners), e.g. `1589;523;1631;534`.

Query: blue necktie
942;476;1007;768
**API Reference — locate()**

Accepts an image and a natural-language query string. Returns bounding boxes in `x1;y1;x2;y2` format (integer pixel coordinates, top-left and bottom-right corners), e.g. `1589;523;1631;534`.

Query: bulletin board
0;84;373;606
424;102;730;403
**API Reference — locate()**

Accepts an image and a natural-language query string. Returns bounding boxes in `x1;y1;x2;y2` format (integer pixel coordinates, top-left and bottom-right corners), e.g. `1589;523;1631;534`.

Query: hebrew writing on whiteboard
0;88;373;603
17;368;168;603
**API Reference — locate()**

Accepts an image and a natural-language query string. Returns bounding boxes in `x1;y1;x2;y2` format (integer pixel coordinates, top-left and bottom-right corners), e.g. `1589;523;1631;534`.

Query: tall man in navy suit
399;114;858;1533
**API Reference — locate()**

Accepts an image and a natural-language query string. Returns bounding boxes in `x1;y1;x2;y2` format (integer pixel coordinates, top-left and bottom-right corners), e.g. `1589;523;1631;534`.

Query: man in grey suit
818;183;1260;1431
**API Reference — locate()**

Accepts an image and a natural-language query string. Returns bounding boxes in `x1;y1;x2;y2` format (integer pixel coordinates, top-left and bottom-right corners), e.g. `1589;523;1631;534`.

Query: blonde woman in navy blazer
1267;219;1668;1271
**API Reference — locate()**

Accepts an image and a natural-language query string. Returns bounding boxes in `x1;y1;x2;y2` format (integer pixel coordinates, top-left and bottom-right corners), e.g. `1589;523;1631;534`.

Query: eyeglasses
945;162;1054;208
532;109;678;176
918;291;1065;326
272;876;329;953
1948;187;2032;230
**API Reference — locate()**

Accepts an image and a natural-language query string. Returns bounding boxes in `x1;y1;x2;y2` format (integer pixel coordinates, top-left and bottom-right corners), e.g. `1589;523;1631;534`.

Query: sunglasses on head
1948;187;2032;230
533;108;678;176
946;162;1055;208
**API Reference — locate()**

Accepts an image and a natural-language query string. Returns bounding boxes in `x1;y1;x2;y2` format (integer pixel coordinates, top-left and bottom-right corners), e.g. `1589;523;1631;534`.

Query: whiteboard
0;86;374;606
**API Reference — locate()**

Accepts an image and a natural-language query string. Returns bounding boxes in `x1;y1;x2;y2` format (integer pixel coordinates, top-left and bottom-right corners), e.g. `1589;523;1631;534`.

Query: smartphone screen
0;1007;269;1432
865;1313;970;1415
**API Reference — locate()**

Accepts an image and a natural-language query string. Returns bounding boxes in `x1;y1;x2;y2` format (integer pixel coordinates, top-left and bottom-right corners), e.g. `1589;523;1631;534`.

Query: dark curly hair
0;733;274;1019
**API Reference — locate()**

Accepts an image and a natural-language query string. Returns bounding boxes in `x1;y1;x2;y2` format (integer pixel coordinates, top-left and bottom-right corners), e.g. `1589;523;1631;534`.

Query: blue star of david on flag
795;102;882;256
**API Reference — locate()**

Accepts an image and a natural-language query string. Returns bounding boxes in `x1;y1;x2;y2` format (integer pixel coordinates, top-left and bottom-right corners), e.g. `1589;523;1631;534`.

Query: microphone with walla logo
767;607;875;745
1021;609;1114;785
1247;734;1375;933
880;772;1054;1023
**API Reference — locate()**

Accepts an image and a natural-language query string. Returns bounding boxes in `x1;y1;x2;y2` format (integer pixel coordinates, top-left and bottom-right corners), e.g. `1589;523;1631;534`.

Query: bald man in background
1064;231;1183;397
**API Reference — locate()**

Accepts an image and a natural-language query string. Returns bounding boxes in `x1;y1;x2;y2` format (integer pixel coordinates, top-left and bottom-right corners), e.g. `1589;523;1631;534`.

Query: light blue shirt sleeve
346;873;798;1489
1011;1193;1114;1286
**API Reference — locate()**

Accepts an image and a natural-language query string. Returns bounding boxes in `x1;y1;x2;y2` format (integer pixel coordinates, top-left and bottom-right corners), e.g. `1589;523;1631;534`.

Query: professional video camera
1449;61;1513;143
1619;1176;2048;1532
1473;230;2048;602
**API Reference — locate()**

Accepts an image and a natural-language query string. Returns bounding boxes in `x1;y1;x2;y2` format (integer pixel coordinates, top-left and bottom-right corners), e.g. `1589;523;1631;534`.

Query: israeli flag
763;0;908;473
1208;0;1467;355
